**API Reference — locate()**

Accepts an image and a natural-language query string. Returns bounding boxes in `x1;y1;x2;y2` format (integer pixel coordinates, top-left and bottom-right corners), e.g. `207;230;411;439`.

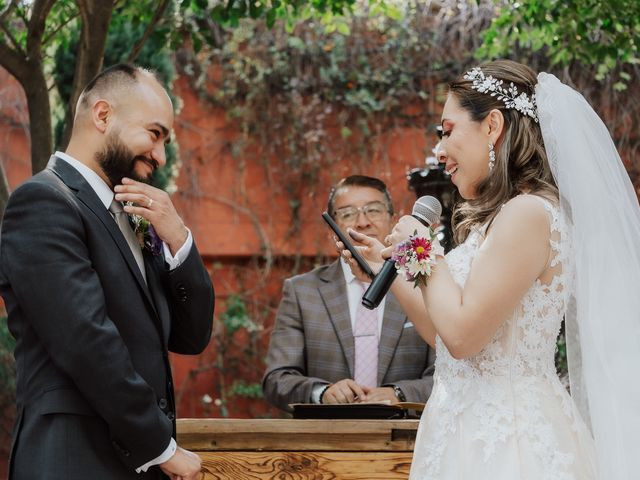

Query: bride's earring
488;142;496;171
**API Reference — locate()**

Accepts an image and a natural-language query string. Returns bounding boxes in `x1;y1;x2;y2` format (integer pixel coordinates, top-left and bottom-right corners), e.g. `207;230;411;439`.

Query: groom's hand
159;446;202;480
115;177;188;256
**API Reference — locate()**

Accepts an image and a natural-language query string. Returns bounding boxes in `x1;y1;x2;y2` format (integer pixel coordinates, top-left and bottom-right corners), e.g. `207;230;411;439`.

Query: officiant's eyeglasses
334;201;390;224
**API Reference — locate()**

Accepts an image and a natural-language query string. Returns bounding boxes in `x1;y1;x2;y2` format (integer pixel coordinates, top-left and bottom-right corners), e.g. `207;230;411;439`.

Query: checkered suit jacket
263;260;435;412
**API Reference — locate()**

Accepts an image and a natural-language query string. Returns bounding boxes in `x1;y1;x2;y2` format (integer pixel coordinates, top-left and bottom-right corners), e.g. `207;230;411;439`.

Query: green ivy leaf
266;8;277;28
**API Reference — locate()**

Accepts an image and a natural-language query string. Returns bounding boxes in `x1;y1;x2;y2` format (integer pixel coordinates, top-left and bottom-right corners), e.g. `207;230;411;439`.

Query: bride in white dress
345;59;640;479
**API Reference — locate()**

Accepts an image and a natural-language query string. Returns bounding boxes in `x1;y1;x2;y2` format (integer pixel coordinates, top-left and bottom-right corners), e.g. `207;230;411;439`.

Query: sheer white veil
536;73;640;478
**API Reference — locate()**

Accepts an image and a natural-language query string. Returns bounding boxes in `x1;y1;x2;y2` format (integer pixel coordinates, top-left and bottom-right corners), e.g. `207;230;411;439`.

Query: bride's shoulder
488;194;553;242
501;193;554;216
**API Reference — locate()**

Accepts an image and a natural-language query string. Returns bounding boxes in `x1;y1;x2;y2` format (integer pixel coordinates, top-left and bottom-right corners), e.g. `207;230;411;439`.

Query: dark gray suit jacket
0;157;215;479
263;260;435;412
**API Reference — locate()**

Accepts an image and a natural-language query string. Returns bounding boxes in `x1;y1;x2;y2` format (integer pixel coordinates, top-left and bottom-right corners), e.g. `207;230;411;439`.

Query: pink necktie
353;281;379;388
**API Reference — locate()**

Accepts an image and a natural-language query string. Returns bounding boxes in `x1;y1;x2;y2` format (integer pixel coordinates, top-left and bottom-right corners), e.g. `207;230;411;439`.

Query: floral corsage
127;205;163;256
391;228;443;287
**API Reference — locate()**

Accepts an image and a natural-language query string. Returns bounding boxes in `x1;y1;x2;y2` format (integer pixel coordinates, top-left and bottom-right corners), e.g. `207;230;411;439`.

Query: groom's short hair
76;63;158;111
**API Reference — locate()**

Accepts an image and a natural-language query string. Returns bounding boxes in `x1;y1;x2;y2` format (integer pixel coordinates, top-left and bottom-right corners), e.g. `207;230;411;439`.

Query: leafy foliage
0;316;16;459
555;325;568;380
179;0;399;37
188;292;268;415
177;1;490;233
478;0;640;88
229;380;263;399
0;0;397;210
0;317;15;395
221;294;262;335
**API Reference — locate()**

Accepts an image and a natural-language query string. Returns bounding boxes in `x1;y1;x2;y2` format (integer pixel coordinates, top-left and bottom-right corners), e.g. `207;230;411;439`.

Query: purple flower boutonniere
127;207;163;256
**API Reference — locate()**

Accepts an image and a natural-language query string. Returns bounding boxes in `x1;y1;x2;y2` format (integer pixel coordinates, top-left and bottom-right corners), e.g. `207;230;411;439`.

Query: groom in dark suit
0;64;214;479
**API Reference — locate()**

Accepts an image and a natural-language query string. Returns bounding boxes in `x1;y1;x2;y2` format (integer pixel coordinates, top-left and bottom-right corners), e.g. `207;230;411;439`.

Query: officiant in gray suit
263;175;435;412
0;64;214;480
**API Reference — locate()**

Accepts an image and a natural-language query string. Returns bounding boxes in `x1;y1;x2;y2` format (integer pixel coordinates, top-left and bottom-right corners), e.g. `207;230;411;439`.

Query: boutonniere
126;203;163;256
391;228;442;287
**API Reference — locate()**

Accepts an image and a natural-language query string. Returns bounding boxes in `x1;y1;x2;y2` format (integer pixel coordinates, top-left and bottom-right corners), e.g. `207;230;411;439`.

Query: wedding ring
147;198;153;208
384;235;392;246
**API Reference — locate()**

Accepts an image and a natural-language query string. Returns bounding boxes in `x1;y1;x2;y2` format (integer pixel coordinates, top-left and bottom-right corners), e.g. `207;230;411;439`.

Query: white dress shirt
310;258;386;403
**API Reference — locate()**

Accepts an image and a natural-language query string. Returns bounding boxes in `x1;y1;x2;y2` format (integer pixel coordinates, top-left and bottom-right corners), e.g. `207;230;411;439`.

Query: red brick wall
0;68;31;190
167;74;437;419
170;74;433;258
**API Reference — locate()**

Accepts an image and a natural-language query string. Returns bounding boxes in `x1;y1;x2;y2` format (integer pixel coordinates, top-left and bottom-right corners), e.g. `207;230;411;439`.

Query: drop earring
488;143;496;171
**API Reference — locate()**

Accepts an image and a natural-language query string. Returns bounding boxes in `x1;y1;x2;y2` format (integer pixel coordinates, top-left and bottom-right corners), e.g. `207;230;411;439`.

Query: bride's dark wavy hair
449;59;558;244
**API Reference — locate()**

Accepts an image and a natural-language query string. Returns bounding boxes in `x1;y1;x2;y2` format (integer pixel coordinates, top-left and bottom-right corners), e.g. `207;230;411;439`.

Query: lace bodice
438;198;572;382
411;197;594;480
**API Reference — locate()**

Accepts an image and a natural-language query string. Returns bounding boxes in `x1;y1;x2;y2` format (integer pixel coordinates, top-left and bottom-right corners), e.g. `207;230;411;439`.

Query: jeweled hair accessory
463;67;538;123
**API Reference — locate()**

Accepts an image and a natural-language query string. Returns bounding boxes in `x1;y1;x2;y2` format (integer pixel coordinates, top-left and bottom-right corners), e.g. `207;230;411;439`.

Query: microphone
361;196;442;310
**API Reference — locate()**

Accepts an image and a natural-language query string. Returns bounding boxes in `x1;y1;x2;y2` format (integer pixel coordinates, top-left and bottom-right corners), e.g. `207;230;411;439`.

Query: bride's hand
380;215;430;258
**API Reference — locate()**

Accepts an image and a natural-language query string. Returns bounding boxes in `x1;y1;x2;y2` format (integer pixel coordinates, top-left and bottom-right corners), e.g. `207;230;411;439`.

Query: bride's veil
536;72;640;479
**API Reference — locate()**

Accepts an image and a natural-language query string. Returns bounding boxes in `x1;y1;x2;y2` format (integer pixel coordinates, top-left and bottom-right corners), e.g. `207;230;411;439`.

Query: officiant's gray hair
327;175;394;218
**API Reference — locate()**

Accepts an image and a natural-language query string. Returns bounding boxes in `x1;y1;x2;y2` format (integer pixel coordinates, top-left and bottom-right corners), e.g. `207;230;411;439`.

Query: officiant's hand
357;387;397;404
321;379;368;404
115;177;189;256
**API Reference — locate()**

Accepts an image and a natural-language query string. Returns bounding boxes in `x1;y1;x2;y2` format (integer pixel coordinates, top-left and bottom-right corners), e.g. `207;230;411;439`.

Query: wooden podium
177;418;419;479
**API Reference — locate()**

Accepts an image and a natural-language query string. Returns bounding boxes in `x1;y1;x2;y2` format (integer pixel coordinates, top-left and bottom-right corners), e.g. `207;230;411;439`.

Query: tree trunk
23;61;53;174
58;0;115;151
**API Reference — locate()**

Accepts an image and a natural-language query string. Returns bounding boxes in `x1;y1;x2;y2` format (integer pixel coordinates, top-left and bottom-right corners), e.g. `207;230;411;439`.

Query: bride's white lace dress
410;198;597;479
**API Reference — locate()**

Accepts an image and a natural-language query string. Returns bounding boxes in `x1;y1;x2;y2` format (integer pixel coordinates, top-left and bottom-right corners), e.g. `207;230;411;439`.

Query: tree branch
0;41;27;82
58;0;115;150
0;0;25;56
26;0;57;56
0;21;24;56
0;0;18;24
42;10;80;47
15;3;27;24
126;0;171;63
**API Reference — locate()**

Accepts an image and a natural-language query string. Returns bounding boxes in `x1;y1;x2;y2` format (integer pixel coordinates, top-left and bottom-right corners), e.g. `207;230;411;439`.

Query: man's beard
96;133;157;188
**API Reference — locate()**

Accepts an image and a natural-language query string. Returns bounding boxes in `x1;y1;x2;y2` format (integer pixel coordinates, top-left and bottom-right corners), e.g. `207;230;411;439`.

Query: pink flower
391;229;439;287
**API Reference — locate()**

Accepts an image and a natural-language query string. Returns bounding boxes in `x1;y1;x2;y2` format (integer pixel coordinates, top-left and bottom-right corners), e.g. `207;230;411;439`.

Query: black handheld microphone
361;196;442;310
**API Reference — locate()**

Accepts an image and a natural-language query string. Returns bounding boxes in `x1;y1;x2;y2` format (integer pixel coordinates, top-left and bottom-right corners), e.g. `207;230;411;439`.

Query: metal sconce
406;138;456;252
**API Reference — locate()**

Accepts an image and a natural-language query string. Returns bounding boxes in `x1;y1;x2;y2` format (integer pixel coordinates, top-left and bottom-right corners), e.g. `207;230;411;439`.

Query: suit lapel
144;254;171;343
48;156;160;322
377;293;407;383
317;261;355;377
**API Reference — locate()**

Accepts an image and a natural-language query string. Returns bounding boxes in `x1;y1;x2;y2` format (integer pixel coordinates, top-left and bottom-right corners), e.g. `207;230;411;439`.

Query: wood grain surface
177;419;419;479
199;451;413;479
178;418;419;452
